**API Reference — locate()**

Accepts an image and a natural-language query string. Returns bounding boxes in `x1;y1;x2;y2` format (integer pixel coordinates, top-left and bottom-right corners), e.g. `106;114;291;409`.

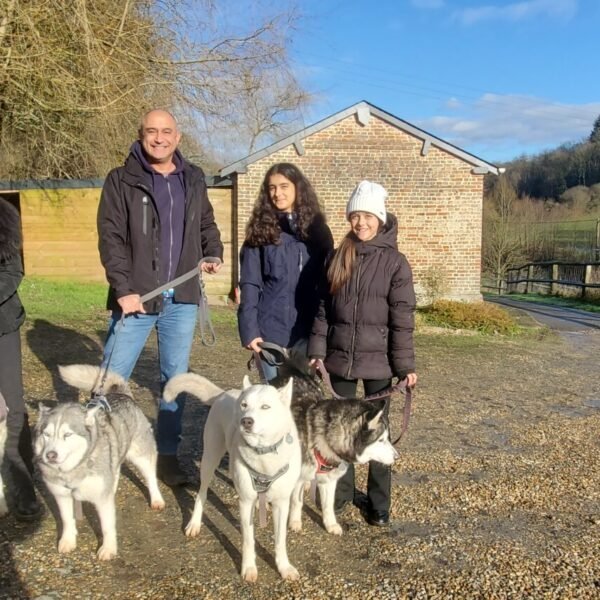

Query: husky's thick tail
163;373;224;405
58;364;128;395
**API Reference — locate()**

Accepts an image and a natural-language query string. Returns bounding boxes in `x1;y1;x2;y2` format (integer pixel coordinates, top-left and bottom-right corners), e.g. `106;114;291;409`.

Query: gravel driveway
1;310;599;599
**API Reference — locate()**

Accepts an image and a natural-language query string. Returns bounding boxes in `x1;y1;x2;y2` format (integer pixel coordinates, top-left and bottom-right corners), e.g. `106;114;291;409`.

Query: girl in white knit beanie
308;180;417;527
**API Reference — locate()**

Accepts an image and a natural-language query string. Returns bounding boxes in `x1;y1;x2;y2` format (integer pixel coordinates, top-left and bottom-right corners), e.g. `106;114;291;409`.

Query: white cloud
446;97;462;109
416;93;600;159
454;0;577;26
410;0;445;8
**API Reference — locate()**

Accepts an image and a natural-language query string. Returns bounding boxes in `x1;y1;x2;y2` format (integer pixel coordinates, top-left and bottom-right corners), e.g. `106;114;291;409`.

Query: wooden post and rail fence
488;261;600;300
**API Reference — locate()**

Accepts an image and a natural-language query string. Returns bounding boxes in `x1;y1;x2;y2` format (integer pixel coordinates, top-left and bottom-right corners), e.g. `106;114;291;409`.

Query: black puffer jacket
308;213;416;380
98;151;224;313
0;199;26;336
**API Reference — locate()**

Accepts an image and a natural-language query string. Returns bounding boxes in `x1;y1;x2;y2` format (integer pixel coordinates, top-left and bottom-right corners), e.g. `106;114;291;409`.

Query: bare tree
0;0;307;178
483;176;525;290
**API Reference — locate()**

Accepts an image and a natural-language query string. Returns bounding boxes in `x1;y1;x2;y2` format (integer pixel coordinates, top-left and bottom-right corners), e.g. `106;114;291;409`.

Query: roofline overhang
220;100;501;177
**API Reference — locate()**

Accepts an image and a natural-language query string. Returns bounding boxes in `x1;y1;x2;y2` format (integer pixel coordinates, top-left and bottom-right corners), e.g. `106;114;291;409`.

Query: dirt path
2;312;599;599
486;296;600;332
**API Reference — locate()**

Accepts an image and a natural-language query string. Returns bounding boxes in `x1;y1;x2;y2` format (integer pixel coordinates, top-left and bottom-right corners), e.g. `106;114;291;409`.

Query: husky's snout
45;450;58;463
240;416;254;432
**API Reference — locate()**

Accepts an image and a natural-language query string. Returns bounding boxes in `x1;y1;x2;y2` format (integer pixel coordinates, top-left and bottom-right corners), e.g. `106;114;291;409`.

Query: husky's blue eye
240;402;247;409
261;404;270;410
63;432;72;439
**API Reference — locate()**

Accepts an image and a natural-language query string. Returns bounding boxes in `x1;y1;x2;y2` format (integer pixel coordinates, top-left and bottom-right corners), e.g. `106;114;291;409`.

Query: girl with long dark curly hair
238;162;333;380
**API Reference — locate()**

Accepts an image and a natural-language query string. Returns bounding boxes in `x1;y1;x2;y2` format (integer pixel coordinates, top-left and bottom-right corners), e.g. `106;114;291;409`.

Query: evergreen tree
590;114;600;144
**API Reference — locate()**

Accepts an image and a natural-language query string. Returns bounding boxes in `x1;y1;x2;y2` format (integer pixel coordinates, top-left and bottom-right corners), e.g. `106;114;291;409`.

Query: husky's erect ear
242;375;252;390
37;403;51;416
278;377;294;408
36;404;50;430
366;409;384;430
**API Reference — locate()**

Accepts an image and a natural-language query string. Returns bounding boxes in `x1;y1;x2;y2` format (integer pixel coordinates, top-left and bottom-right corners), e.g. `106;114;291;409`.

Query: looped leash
196;257;221;347
139;256;221;347
100;257;221;392
247;342;289;384
314;359;414;447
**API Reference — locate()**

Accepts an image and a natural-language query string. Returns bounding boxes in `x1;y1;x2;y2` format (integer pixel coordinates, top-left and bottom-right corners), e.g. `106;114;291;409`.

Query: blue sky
289;0;599;164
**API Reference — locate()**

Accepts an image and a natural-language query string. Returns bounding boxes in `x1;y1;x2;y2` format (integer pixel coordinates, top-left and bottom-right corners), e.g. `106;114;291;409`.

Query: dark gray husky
272;361;399;536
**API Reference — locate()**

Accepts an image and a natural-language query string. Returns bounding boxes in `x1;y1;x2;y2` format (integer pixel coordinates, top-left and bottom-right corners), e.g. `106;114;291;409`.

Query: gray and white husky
281;366;399;536
162;374;302;583
34;365;165;560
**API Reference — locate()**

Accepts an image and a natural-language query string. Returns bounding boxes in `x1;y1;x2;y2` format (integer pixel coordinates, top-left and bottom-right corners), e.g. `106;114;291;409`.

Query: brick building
222;101;500;303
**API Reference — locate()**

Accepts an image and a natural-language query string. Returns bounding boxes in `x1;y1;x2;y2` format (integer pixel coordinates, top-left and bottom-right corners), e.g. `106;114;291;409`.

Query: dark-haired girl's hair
244;163;324;247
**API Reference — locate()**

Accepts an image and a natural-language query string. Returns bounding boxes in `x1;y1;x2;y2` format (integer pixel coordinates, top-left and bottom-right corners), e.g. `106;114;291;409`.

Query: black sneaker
361;508;390;527
14;496;43;522
157;455;190;487
352;491;369;511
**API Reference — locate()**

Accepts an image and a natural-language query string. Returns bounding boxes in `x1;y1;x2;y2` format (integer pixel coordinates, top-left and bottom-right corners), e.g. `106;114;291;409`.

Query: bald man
97;109;223;486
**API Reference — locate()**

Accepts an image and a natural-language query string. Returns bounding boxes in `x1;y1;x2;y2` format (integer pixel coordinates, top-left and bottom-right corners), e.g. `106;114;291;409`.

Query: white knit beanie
346;180;388;223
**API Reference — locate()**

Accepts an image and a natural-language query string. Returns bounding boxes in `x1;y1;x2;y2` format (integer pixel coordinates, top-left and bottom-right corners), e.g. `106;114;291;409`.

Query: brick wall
236;113;484;303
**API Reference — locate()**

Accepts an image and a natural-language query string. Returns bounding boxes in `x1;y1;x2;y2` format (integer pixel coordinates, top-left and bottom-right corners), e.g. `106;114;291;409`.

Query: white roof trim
356;104;370;126
220;101;500;176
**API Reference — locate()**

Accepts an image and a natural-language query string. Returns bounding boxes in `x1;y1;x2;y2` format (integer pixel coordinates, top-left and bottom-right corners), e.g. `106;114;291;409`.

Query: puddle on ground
583;398;600;409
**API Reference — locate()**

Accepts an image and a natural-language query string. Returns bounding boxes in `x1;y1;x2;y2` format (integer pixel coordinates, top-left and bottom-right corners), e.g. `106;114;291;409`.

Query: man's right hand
117;294;146;315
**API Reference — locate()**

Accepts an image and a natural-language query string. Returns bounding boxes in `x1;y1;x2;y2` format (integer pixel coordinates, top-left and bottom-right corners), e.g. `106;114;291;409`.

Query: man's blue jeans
101;298;197;455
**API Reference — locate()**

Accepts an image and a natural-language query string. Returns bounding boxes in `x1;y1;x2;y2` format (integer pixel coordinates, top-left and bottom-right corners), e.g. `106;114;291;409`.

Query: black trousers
330;374;391;512
0;330;37;503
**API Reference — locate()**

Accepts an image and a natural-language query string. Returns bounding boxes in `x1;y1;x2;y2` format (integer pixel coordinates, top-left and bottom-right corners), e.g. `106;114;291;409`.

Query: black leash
247;342;289;384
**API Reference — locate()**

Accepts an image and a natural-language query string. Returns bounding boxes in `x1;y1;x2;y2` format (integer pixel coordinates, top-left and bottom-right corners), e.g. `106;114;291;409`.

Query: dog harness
313;448;339;475
86;394;112;412
243;462;290;494
241;431;295;493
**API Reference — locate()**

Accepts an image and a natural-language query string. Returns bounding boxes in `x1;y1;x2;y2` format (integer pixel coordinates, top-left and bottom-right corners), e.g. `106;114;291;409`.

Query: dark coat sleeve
388;255;416;378
237;244;263;347
97;170;134;299
0;254;25;335
0;255;22;306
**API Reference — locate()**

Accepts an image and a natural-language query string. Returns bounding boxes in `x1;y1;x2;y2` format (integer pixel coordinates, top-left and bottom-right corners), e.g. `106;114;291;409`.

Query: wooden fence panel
19;186;234;302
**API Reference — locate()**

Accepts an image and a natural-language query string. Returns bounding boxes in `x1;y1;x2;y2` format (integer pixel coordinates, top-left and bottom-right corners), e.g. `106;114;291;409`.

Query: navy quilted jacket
238;213;333;348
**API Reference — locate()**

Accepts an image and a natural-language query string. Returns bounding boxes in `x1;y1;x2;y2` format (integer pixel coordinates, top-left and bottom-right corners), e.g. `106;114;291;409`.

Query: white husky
163;373;301;582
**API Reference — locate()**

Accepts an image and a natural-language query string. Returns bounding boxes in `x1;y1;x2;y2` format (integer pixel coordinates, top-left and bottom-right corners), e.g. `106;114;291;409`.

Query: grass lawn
19;276;238;325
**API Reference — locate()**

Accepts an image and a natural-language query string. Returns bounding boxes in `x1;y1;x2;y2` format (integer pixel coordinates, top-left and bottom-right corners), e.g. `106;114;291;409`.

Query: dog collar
314;448;339;474
246;433;293;455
